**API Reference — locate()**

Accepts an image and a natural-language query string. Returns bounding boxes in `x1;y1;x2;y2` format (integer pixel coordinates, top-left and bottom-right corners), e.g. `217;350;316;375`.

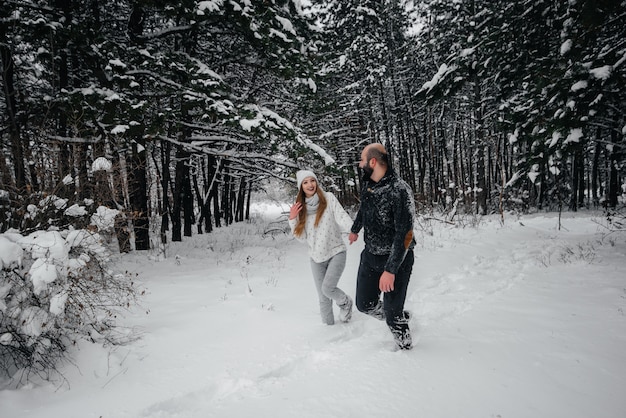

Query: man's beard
362;164;373;178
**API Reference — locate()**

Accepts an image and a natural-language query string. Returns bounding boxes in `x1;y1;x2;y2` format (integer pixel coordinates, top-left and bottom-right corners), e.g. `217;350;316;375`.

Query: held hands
348;232;359;245
289;202;302;220
379;271;395;293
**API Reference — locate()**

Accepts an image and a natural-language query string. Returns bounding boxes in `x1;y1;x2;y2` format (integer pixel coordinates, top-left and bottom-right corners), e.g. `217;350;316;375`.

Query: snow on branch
197;1;223;14
183;105;334;167
157;135;299;169
275;15;297;36
189;135;254;146
236;105;334;165
45;135;103;144
505;170;522;188
135;24;194;41
419;63;458;94
296;132;335;166
125;69;184;89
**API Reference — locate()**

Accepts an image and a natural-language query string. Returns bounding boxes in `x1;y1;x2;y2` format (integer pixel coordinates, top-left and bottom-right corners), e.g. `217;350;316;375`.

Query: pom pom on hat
296;170;318;190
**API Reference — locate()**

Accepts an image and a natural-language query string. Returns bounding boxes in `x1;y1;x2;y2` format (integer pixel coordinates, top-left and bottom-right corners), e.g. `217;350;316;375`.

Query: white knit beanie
296;170;318;190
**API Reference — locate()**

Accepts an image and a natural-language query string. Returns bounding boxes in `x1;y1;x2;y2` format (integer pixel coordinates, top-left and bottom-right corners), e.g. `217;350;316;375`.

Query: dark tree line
1;0;625;250
1;0;319;250
310;0;625;217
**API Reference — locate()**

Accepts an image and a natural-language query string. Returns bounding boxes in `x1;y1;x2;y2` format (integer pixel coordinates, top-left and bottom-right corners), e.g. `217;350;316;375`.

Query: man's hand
348;232;358;244
379;271;395;292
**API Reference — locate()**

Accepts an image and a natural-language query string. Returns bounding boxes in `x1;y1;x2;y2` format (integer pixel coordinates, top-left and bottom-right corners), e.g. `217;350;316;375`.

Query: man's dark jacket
351;168;416;274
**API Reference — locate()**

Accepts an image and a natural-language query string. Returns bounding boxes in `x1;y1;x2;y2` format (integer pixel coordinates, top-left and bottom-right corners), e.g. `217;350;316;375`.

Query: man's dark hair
367;147;389;167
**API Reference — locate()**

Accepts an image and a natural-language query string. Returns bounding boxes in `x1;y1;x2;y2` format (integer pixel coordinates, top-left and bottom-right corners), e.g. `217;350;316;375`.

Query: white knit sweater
288;191;354;263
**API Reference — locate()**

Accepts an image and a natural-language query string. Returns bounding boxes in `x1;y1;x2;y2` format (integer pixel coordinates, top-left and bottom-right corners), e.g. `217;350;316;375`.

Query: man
348;143;416;350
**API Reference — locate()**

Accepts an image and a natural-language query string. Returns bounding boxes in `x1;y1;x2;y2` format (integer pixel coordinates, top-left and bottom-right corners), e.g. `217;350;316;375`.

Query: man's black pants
355;249;414;346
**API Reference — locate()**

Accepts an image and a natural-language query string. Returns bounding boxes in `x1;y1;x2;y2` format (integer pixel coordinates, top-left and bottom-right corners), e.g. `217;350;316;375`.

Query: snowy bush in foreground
0;210;142;386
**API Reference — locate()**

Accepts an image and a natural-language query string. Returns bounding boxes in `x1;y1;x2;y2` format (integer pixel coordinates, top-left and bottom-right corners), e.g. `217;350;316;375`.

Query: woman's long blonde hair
293;186;327;237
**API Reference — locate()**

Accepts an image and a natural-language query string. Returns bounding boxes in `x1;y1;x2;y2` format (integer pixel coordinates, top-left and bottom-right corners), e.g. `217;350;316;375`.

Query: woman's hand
289;202;302;220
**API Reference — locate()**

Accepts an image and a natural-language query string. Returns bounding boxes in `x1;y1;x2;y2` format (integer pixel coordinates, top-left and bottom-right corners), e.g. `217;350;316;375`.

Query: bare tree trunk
1;28;26;193
75;144;90;201
376;80;392;153
235;176;246;222
578;151;586;209
426;109;437;205
473;81;487;215
538;161;546;211
129;140;150;249
416;115;428;201
182;159;194;237
211;156;221;228
591;130;601;208
172;145;184;242
204;155;216;232
54;0;75;199
171;144;194;239
127;4;150;250
245;179;252;220
192;158;205;234
608;130;619;208
568;147;586;211
160;139;171;244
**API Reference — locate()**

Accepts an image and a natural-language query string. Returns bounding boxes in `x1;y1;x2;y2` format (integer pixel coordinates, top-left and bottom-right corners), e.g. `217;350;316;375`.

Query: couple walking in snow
288;143;416;350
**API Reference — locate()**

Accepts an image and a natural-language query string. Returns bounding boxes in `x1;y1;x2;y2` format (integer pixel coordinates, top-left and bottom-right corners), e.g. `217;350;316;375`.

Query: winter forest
1;0;625;388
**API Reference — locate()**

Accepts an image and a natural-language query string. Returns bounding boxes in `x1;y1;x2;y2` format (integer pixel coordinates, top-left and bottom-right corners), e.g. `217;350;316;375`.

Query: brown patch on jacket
404;230;413;249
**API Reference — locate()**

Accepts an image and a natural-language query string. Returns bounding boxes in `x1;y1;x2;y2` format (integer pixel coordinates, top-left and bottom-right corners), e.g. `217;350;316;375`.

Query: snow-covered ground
1;203;625;418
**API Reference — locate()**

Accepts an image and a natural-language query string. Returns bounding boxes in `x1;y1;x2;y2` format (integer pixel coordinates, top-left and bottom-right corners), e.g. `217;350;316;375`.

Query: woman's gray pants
310;251;350;325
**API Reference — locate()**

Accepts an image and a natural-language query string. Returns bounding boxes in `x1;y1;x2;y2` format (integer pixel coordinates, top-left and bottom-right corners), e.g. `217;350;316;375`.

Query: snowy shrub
537;241;598;267
262;213;290;238
590;207;626;246
21;194;96;232
602;207;626;234
558;242;598;265
0;225;142;386
452;211;485;229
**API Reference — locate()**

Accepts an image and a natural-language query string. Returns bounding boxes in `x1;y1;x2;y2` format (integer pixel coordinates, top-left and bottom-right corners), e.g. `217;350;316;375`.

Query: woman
288;170;355;325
